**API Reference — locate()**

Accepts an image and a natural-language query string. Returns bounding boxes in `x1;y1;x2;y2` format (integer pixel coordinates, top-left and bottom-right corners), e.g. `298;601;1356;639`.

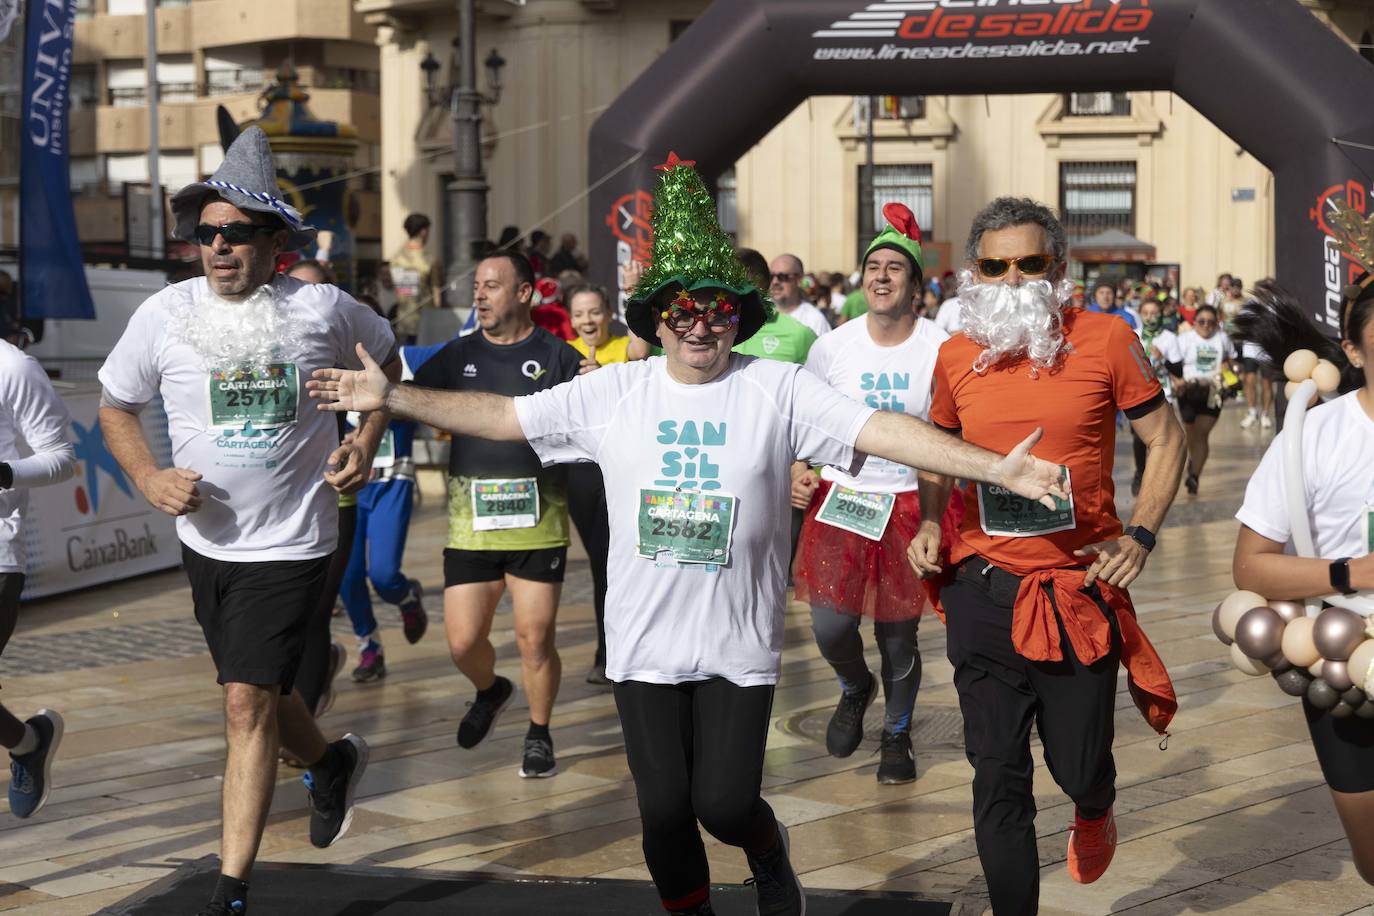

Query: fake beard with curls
167;280;310;373
955;269;1075;377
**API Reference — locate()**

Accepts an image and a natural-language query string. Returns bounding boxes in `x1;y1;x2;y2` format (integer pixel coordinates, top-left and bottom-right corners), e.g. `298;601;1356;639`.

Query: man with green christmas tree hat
307;153;1070;916
791;202;963;786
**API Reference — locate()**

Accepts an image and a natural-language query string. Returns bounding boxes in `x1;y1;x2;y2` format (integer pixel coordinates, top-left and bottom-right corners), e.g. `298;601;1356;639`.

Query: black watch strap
1125;525;1156;552
0;462;11;490
1331;557;1358;596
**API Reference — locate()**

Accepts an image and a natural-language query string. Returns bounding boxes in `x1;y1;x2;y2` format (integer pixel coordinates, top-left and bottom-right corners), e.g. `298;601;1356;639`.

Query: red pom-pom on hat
882;202;922;244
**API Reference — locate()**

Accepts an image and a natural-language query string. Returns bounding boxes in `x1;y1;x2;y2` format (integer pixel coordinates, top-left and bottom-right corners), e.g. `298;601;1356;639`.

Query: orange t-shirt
929;308;1162;572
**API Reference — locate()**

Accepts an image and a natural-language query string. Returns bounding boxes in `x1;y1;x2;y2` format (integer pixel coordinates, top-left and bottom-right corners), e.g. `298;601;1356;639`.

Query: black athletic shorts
443;546;567;586
1305;698;1374;793
1240;357;1261;374
182;544;330;693
1177;383;1222;423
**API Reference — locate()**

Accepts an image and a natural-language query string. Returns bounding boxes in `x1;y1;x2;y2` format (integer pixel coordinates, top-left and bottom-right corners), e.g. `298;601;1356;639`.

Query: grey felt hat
169;126;316;251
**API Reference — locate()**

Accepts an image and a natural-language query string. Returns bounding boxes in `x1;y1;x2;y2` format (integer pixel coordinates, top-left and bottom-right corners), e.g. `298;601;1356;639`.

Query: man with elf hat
910;197;1186;914
791;203;963;785
98;126;392;916
308;155;1068;916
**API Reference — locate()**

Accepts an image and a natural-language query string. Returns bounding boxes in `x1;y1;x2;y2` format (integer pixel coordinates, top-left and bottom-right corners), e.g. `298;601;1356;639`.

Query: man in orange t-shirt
909;198;1186;915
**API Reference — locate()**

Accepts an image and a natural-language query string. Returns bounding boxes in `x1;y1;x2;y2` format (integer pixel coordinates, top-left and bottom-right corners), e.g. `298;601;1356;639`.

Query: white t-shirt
829;289;847;313
804;314;947;493
514;354;875;686
783;300;832;338
1237;391;1374;560
0;341;76;574
1177;329;1236;382
933;301;963;334
98;276;395;562
1138;327;1182;400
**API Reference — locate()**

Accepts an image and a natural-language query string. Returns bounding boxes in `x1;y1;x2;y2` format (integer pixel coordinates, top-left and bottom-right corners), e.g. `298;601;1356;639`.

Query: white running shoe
1240;411;1258;430
1260;413;1274;429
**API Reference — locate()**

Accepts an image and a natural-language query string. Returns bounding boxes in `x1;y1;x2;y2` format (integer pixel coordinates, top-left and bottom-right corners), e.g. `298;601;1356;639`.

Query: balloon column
1214;347;1374;718
1214;591;1374;718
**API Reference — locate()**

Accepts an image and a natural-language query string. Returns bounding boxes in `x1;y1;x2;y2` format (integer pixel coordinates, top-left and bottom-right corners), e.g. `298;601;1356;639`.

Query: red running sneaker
1067;806;1117;884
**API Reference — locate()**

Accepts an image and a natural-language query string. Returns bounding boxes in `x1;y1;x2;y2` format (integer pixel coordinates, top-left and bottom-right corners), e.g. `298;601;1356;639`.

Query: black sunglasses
194;222;278;246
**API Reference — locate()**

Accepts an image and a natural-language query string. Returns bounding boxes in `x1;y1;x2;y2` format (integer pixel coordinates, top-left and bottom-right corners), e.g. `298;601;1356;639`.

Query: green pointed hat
863;202;925;285
626;152;773;344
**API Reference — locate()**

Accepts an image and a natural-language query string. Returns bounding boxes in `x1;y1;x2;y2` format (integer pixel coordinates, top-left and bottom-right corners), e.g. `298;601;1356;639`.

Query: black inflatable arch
589;0;1374;334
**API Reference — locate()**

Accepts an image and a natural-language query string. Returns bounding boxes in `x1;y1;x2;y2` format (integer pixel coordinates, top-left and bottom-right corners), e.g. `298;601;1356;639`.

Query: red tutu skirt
793;480;965;622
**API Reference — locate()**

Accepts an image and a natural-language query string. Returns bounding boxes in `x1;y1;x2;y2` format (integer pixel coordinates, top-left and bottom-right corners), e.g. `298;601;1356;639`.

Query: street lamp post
447;0;486;310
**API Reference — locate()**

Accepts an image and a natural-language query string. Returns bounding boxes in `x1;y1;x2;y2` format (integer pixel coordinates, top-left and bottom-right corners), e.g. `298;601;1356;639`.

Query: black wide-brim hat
169;126;317;251
625;278;770;345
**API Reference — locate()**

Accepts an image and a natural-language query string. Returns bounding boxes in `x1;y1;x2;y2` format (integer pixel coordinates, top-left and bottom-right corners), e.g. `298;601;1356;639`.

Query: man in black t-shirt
412;251;580;778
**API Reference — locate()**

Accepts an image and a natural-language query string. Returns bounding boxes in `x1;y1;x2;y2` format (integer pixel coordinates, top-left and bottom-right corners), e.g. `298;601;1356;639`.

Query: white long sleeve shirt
0;340;76;573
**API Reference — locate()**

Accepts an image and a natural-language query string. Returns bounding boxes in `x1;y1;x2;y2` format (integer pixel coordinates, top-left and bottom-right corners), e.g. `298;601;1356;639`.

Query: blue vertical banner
20;0;95;320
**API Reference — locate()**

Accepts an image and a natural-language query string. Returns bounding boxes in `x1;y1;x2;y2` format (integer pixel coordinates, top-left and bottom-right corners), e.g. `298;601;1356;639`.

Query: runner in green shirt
731;248;818;365
841;287;868;323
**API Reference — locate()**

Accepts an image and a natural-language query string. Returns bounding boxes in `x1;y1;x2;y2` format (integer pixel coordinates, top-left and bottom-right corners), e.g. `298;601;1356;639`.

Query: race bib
372;429;395;469
816;485;896;542
977;466;1075;537
637;488;736;565
392;266;421;299
208;364;298;429
1366;507;1373;554
470;478;540;530
1195;347;1219;373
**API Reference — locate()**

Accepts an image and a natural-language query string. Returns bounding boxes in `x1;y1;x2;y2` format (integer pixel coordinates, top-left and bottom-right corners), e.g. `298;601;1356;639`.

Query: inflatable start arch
588;0;1374;334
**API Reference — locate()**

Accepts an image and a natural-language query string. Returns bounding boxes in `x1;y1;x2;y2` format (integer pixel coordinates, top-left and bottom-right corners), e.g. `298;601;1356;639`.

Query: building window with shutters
857;164;933;264
1060;161;1136;240
1065;92;1131;117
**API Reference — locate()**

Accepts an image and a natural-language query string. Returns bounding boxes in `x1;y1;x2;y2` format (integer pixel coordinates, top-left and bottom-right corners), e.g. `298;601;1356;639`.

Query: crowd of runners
2;128;1372;916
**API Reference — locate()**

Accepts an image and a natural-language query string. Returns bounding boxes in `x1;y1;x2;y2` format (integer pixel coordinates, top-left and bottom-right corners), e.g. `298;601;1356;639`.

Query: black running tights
613;678;779;910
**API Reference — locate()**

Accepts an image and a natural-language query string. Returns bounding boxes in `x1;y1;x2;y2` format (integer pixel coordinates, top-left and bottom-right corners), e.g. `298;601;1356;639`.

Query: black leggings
566;464;610;666
613;678;779;910
295;504;356;712
809;605;920;734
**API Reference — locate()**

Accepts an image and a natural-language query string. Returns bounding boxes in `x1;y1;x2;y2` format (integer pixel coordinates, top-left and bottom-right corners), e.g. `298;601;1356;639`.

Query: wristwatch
0;462;11;490
1124;525;1156;552
1330;557;1358;596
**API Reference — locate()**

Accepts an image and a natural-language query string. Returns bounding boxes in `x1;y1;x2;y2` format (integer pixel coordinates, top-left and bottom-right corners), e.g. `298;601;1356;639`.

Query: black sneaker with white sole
745;821;806;915
518;734;557;778
304;733;368;848
457;676;514;749
824;672;877;758
876;730;916;785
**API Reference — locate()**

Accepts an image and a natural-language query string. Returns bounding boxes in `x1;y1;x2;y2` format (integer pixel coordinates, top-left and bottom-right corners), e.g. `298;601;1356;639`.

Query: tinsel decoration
631;152;760;302
1327;201;1374;277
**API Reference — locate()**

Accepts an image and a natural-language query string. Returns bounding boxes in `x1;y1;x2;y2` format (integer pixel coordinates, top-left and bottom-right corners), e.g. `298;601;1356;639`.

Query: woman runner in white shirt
1175;304;1239;495
1232;281;1374;886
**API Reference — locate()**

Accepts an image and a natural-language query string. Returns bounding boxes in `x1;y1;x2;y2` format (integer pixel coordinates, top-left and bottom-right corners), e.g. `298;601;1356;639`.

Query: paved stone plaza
0;405;1371;915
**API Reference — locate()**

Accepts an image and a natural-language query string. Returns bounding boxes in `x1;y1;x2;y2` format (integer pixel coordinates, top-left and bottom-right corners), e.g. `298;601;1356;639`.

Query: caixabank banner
589;0;1374;336
20;386;179;599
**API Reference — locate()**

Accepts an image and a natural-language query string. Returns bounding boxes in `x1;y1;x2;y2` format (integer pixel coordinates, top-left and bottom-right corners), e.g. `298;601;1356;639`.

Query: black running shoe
744;821;806;916
876;730;916;785
351;645;386;684
824;673;877;758
518;734;557;779
399;579;428;645
585;663;612;686
304;733;368;848
197;899;246;915
1185;473;1199;495
457;676;514;749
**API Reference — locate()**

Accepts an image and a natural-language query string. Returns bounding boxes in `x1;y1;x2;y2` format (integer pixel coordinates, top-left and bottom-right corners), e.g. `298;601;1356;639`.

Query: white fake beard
168;281;309;372
956;269;1075;377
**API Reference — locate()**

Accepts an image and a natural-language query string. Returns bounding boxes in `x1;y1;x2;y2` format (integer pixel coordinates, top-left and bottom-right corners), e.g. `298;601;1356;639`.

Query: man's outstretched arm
854;409;1066;508
308;343;527;442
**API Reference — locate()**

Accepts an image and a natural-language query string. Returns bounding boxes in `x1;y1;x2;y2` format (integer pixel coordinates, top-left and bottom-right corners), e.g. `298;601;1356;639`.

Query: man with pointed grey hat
97;127;398;916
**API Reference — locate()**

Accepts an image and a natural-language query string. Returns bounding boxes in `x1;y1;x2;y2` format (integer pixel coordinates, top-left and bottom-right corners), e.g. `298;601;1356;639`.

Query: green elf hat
862;202;925;287
625;151;773;344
